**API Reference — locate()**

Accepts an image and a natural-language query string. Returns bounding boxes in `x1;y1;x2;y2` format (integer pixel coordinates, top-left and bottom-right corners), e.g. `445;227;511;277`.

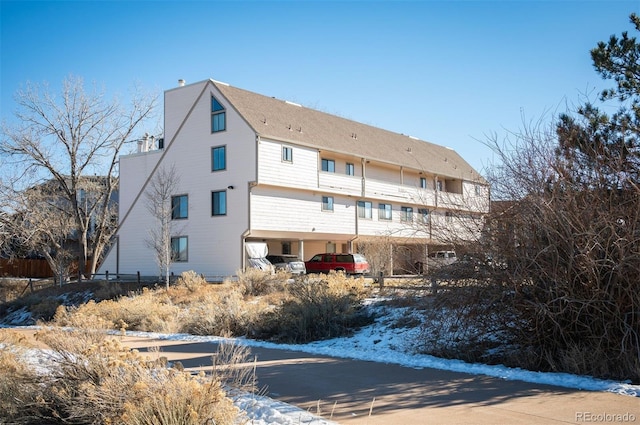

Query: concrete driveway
116;335;639;425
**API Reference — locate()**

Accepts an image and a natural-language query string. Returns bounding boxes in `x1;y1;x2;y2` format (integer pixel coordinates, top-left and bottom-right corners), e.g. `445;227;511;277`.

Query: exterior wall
100;80;257;278
258;139;318;189
250;187;356;235
102;80;490;278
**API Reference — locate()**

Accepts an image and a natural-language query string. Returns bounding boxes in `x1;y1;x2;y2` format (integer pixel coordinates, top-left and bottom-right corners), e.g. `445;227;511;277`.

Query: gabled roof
210;79;486;183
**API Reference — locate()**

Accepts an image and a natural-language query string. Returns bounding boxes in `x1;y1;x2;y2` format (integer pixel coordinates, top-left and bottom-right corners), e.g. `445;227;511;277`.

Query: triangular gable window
212;97;224;112
211;96;226;132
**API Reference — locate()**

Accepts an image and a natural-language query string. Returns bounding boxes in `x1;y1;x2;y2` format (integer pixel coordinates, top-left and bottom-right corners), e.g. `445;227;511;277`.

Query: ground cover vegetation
0;270;374;424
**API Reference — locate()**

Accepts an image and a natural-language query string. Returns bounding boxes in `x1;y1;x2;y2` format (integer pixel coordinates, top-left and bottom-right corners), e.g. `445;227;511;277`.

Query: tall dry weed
2;328;240;425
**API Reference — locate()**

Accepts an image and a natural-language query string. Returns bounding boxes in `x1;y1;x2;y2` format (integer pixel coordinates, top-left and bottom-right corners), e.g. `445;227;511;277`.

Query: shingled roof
211;79;486;183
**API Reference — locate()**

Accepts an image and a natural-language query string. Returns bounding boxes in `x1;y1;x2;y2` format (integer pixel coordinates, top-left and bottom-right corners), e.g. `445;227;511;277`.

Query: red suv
305;253;370;275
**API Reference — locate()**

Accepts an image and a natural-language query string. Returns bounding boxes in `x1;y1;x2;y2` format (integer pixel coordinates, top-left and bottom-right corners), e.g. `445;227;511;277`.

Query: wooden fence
0;258;92;278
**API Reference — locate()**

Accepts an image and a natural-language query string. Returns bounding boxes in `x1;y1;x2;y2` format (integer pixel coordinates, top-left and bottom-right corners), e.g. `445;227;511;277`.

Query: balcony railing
316;172;487;212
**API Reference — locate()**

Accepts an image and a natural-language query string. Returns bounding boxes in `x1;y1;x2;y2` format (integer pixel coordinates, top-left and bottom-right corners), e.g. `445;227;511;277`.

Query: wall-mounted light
227;185;234;190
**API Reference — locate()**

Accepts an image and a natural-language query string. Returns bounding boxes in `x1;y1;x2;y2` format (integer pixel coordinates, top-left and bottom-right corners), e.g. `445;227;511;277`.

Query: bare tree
0;75;157;277
145;165;182;289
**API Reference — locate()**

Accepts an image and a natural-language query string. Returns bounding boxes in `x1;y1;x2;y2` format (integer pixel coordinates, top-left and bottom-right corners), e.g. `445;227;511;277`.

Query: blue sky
1;0;639;174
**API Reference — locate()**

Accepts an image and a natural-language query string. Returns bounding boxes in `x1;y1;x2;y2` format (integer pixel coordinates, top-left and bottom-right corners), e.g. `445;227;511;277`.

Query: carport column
298;240;304;262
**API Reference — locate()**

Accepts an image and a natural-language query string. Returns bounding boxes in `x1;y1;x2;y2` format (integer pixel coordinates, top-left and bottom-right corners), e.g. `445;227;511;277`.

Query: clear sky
1;0;639;175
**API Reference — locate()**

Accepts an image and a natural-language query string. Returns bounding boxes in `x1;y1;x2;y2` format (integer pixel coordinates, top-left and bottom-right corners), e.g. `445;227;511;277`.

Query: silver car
266;255;306;275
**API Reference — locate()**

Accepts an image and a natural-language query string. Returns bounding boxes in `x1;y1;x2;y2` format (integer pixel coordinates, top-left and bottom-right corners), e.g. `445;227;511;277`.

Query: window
171;236;188;262
282;241;291;255
445;211;453;222
420;177;427;189
212;190;227;216
475;184;482;196
211;146;226;171
322;196;334;211
282;146;293;162
357;200;372;219
436;180;443;191
171;195;188;219
211;96;226;132
401;206;413;222
346;163;354;176
321;159;335;173
378;203;392;220
418;208;430;223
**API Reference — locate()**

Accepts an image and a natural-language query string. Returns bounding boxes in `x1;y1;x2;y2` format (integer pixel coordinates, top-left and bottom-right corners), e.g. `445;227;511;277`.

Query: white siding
258;139;317;189
251;187;355;235
100;80;258;277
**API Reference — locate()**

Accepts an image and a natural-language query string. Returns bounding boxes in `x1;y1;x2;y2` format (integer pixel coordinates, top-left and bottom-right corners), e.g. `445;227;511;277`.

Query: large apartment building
98;79;489;279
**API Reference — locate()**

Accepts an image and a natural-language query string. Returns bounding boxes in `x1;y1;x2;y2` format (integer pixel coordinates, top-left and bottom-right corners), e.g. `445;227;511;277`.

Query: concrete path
7;329;639;424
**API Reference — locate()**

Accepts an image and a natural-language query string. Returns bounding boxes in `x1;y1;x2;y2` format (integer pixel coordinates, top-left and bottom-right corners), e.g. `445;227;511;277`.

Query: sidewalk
116;335;639;425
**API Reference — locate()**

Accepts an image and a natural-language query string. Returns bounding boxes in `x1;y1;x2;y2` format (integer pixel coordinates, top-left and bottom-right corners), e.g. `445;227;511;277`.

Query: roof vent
351;133;357;139
178;79;186;87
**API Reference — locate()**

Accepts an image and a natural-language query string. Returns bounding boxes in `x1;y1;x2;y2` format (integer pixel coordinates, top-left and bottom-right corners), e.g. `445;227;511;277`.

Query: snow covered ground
3;297;639;424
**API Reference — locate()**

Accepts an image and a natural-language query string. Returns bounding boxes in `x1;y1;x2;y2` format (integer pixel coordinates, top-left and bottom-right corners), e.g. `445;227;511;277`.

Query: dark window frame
401;206;414;222
211;190;227;216
282;146;293;162
211;145;226;171
322;195;334;211
357;200;373;219
378;203;392;220
171;236;188;262
211;96;226;133
321;158;335;173
346;162;355;176
171;194;188;220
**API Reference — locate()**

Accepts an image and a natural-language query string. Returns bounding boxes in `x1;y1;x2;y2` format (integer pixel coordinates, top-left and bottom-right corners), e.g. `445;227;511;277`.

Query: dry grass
0;269;375;423
42;270;374;344
0;327;245;424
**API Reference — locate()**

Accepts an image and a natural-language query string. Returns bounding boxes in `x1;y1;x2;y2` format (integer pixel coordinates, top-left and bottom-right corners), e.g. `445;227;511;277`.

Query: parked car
305;253;370;275
427;250;457;270
266;254;306;275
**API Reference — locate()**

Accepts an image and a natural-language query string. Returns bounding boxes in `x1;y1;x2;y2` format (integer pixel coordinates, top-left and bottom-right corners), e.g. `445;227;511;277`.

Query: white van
428;251;457;269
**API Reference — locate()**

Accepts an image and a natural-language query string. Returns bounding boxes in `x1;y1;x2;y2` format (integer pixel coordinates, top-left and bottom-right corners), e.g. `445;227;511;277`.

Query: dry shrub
235;268;286;297
0;330;42;423
51;303;117;330
173;270;207;293
178;288;263;337
253;273;374;343
2;328;240;425
50;289;181;333
415;281;517;364
211;339;258;393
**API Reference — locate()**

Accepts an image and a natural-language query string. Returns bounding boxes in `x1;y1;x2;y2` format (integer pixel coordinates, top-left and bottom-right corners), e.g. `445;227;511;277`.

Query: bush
0;328;241;424
235;268;287;297
253;274;374;343
178;288;263;337
414;281;519;365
